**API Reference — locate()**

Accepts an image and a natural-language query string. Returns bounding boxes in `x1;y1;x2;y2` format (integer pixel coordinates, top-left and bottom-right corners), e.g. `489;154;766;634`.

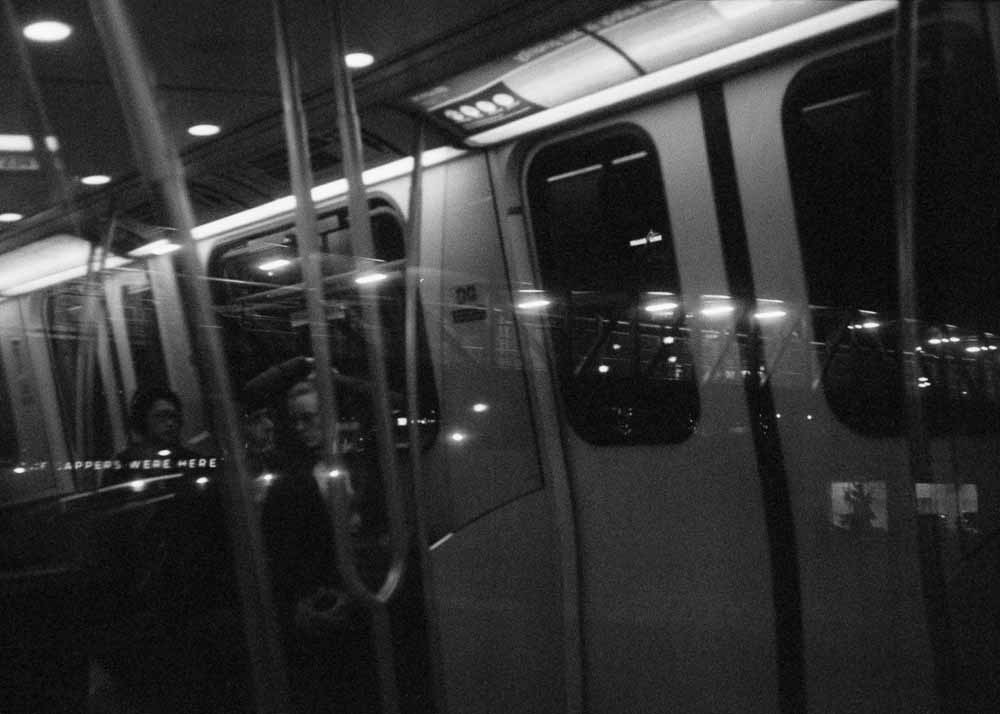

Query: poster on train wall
408;0;845;137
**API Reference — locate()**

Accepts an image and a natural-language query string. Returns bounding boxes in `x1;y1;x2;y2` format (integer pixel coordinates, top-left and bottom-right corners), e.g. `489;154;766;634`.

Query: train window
526;126;698;444
784;22;1000;435
121;282;169;390
46;282;116;462
0;350;18;464
210;201;437;443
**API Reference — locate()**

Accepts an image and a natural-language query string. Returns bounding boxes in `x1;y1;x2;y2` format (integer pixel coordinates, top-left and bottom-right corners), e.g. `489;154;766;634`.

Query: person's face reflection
288;390;321;450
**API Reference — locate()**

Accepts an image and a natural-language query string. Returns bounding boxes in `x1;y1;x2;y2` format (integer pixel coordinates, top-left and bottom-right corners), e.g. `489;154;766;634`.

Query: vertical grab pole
326;2;410;712
403;122;448;713
84;2;290;713
271;0;343;486
891;0;952;706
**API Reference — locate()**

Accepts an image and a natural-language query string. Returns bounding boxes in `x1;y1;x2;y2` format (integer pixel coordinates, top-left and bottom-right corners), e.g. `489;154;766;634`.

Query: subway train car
2;1;1000;712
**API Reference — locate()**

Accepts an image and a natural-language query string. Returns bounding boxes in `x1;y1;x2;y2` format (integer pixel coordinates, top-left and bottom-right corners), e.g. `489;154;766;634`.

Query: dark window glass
784;23;1000;435
122;282;168;390
46;284;114;459
527;127;698;444
211;202;438;443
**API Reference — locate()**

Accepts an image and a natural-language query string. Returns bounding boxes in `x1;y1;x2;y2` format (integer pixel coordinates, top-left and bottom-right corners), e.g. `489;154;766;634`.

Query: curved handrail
322;0;410;609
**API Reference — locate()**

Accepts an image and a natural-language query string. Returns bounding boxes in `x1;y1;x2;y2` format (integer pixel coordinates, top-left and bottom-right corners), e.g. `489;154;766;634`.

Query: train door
417;152;572;713
499;97;787;712
730;6;1000;712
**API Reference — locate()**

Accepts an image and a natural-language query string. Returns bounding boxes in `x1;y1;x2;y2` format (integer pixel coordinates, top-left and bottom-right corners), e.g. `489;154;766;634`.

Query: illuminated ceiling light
755;309;787;320
701;304;735;317
81;174;111;186
0;134;33;152
597;364;610;374
128;238;180;257
472;403;489;413
646;300;678;313
23;20;72;43
196;476;210;486
517;298;551;310
949;337;961;343
667;355;678;364
258;258;291;272
927;338;942;345
187;123;221;137
0;213;24;223
157;449;171;457
13;466;26;474
345;52;374;68
449;431;467;443
355;272;387;285
662;336;675;345
0;134;59;152
966;346;982;354
396;417;408;426
861;321;880;329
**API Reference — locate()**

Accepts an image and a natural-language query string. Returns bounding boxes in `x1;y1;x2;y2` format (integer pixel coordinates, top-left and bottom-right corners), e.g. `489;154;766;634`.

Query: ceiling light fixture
23;20;72;43
81;174;111;186
187;124;221;137
0;213;24;223
345;52;374;68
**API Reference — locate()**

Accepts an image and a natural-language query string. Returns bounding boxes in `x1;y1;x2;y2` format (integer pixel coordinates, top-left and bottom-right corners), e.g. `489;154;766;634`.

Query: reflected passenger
106;386;203;486
261;376;381;714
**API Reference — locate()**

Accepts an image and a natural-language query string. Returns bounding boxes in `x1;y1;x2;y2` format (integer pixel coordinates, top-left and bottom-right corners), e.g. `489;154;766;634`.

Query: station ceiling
0;0;626;247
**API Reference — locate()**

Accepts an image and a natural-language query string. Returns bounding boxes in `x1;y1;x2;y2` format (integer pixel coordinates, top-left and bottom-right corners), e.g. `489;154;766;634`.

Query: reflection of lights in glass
755;309;787;320
645;300;678;313
806;414;814;421
327;468;345;480
966;346;982;354
344;52;374;68
157;449;171;457
629;230;663;247
850;321;880;330
776;413;782;419
662;336;675;345
355;272;387;285
990;346;998;351
129;239;180;257
0;213;24;222
450;432;467;443
918;376;931;388
396;417;408;426
196;476;210;486
259;473;275;484
701;304;734;317
23;20;72;42
598;364;610;374
130;480;146;492
667;356;678;364
949;337;961;343
612;343;621;351
188;124;221;137
927;338;942;345
517;299;551;310
13;466;26;474
258;258;291;272
472;403;489;413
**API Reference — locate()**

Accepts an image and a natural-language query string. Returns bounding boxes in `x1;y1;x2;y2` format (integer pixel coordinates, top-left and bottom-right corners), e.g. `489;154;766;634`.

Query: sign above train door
407;0;896;146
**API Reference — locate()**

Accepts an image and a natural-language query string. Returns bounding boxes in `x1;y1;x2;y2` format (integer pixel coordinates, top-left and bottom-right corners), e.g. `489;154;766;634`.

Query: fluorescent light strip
546;163;602;183
192;146;466;241
467;0;897;146
3;256;129;296
611;151;648;165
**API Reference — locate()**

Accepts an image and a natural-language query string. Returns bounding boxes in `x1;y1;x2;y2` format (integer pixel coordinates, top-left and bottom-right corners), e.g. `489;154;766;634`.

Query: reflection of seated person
107;386;203;486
